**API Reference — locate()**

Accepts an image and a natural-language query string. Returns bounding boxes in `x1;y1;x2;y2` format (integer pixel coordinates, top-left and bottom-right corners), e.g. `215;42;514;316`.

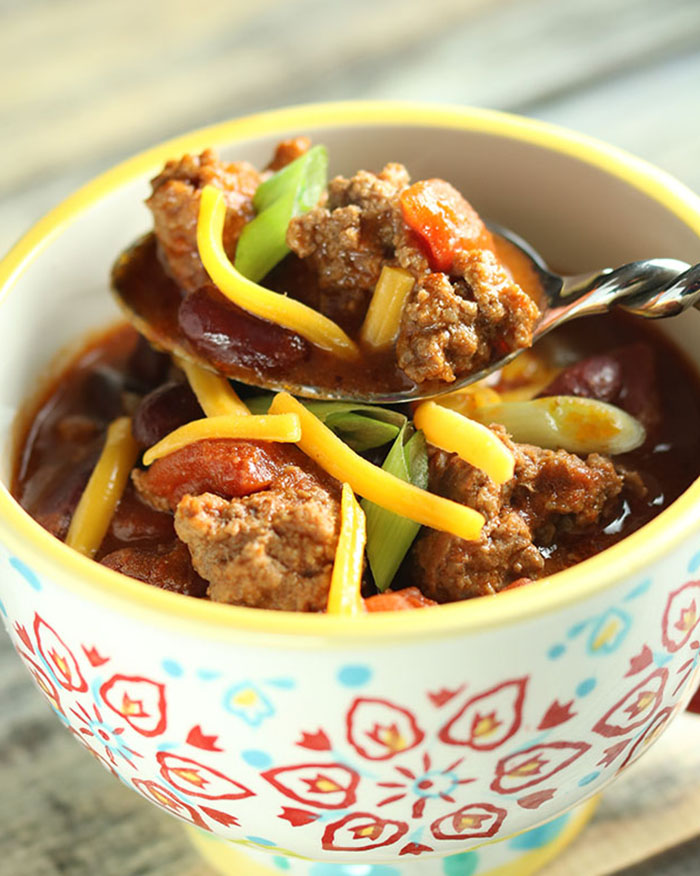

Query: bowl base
185;795;598;876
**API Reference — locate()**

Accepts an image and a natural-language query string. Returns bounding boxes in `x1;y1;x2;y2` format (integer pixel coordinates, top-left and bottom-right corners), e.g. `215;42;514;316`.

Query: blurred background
2;0;700;256
2;0;700;873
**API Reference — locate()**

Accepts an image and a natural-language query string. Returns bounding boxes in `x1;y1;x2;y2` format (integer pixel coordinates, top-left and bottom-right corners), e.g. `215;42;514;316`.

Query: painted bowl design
1;103;700;872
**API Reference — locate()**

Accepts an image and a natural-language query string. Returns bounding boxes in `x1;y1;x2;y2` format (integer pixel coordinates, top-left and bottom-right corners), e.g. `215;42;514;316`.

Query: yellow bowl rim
2;99;700;646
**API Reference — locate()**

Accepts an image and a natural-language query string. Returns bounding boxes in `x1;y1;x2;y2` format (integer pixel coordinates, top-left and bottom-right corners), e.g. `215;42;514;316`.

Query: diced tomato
502;577;534;591
399;179;493;273
135;439;294;510
364;587;438;612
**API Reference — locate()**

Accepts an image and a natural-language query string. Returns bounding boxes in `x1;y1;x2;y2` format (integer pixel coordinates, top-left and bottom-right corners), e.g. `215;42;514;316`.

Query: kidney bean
101;540;208;597
22;446;101;540
132;381;203;449
82;366;125;422
106;483;175;545
124;335;172;393
178;286;309;373
539;343;660;431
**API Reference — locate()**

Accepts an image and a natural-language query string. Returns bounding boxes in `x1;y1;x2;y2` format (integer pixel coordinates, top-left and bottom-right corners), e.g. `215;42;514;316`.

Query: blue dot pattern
162;659;184;678
245;835;277;847
337;665;372;687
310;865;400;876
576;677;597;697
579;771;601;786
442;850;480;875
242;749;273;768
509;812;569;850
272;857;291;870
548;643;565;659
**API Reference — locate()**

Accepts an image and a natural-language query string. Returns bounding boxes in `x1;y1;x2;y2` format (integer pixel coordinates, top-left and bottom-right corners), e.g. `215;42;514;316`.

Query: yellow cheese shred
327;484;367;615
143;414;301;466
177;357;250;416
360;265;415;349
197;185;360;360
65;417;139;558
269;392;484;541
414;401;515;486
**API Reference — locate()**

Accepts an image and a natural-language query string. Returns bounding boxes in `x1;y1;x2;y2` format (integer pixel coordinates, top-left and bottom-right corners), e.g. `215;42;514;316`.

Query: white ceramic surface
1;104;700;875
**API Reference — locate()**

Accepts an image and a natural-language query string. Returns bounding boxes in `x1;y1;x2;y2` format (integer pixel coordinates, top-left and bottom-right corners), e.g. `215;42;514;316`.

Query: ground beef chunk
412;429;624;602
266;136;311;171
287;162;539;380
101;541;208;598
146;149;261;292
286;163;429;332
396;249;540;384
174;465;341;611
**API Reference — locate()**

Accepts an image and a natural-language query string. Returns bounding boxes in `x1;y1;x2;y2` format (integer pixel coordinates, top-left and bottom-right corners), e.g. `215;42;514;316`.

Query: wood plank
529;48;700;193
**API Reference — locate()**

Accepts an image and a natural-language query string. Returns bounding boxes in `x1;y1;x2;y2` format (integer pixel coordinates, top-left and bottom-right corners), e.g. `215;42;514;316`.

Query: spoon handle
618;262;700;318
540;259;698;334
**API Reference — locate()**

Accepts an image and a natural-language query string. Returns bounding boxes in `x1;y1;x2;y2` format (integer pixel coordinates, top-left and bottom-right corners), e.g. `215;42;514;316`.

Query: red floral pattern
439;679;527;750
100;674;167;737
346;697;424;760
132;778;209;829
3;556;700;859
491;742;590;794
592;668;667;738
157;752;254;800
34;614;87;692
431;803;507;840
322;812;408;851
262;763;360;809
662;581;700;652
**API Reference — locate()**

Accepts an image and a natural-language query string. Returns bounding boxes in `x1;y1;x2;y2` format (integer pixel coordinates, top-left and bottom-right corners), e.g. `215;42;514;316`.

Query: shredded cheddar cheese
178;357;250;416
143;414;301;466
327;484;366;615
414;401;515;485
269;392;484;541
65;417;139;558
197;185;360;360
360;265;415;349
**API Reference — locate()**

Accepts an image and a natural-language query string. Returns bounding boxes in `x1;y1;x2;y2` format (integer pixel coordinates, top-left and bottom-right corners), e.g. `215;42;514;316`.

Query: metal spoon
448;225;700;397
112;231;700;404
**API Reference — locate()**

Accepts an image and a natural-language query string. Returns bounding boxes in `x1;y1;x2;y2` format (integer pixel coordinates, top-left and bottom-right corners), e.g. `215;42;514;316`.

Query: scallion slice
234;145;328;282
245;394;404;451
472;396;646;455
362;426;428;592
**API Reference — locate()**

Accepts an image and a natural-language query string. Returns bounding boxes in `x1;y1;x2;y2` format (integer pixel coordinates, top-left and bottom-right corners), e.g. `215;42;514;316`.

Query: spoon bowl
112;224;700;404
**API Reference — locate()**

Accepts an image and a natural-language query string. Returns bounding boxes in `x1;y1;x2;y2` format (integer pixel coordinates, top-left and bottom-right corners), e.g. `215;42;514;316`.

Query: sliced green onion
234;145;328;282
323;412;400;452
245;394;404;451
362;426;429;592
471;396;646;455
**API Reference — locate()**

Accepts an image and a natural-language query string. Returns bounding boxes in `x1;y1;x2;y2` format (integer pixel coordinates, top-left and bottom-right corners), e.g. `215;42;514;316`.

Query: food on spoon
115;140;543;396
13;140;700;613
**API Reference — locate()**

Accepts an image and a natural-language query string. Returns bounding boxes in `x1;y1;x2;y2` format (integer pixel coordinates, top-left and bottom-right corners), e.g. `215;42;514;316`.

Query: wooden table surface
2;0;700;873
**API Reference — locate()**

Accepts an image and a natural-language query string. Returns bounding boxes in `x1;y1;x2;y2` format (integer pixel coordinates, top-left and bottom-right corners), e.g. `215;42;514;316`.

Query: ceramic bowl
2;103;700;876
